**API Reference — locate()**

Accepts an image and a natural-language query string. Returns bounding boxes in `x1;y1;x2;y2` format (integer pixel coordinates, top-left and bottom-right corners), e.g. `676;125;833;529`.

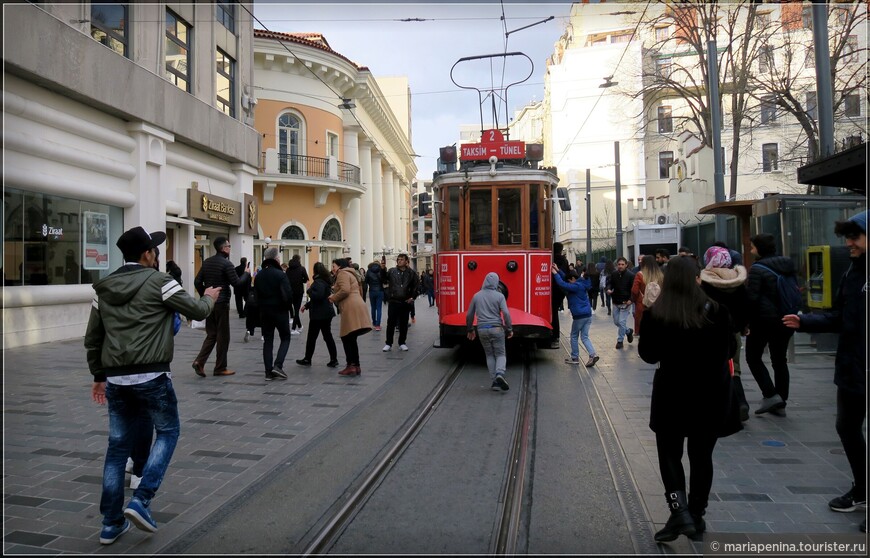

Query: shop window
3;188;122;286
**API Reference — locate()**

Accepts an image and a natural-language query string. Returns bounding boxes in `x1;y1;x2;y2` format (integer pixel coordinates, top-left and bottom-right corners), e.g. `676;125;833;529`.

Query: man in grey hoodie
466;272;513;391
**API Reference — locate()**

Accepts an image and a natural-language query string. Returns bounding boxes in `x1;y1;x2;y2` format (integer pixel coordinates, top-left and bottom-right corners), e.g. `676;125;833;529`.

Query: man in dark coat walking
193;236;249;377
607;256;635;349
255;247;292;382
233;257;251;318
285;254;309;334
783;211;866;532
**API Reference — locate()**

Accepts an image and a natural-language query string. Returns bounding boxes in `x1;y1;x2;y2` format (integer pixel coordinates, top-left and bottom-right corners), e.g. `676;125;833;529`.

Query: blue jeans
101;374;179;527
477;326;506;381
612;304;632;341
427;288;435;306
369;290;384;326
570;316;596;360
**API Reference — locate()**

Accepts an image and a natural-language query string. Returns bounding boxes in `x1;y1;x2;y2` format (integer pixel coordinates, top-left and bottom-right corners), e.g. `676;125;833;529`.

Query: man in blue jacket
783;210;866;532
552;264;599;367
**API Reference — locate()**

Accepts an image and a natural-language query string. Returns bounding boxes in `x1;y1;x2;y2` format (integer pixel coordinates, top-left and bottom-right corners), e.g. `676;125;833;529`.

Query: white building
545;1;867;259
3;3;260;347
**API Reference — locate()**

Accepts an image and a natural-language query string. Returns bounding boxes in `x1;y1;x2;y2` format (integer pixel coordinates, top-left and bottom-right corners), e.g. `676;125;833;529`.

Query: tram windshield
438;183;552;251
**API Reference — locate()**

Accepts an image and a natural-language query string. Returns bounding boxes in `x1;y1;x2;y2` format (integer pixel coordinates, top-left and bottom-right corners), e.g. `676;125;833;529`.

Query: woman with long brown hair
630;255;664;335
328;258;372;377
638;255;738;543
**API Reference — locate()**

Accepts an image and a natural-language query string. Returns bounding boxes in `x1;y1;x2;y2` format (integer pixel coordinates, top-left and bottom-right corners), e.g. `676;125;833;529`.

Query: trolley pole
585;168;592;265
614;141;623;259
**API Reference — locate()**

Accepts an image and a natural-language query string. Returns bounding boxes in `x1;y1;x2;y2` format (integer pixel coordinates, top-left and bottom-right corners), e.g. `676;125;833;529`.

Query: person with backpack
630;255;663;336
745;233;799;416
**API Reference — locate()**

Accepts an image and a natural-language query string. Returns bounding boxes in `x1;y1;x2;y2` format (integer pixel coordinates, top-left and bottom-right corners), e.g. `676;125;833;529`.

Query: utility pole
614;142;623;259
586;168;592;265
706;40;727;241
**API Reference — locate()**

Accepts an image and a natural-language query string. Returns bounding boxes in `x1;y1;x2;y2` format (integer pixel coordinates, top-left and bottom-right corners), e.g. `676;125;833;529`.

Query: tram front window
529;184;540;248
469;189;492;246
498;188;522;245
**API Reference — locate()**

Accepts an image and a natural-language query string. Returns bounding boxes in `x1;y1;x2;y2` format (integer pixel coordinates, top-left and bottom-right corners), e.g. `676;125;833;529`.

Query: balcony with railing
259;149;363;205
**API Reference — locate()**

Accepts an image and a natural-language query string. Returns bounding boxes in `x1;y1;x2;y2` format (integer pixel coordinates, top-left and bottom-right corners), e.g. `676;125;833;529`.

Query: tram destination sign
461;129;525;161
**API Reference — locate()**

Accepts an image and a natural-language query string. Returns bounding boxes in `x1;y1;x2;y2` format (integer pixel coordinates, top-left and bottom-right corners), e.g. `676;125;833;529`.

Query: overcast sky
253;2;575;180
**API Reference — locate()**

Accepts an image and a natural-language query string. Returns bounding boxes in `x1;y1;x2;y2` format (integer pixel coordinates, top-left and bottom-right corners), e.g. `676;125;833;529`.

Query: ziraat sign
461;129;526;161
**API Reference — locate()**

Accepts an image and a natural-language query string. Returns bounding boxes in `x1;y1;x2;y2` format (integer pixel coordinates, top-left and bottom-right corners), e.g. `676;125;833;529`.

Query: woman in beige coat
328;258;372;376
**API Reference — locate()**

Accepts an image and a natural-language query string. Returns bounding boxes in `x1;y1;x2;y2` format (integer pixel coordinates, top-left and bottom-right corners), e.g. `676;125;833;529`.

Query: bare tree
630;1;772;200
748;3;868;166
591;200;616;252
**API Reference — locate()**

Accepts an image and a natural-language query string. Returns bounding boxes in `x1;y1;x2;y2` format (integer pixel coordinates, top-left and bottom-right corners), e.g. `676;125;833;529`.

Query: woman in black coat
638;256;737;543
296;262;339;367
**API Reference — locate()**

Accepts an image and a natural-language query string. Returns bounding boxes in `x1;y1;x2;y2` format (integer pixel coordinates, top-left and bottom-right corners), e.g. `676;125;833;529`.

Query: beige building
252;30;416;268
3;2;260;347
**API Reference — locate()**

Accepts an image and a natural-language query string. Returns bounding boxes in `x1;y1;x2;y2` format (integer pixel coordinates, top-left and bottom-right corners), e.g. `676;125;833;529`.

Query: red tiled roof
254;28;369;71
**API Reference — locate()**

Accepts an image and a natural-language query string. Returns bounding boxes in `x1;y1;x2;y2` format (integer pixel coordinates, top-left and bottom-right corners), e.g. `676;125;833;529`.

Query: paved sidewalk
555;306;866;552
3;303;441;554
3;302;866;554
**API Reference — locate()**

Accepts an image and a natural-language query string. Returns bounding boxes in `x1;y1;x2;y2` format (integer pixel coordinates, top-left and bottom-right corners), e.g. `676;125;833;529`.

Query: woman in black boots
296;262;339;368
638;256;740;543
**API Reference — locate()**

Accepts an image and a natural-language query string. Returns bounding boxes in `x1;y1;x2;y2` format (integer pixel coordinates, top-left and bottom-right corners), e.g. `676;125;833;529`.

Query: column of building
383;165;395;253
357;138;374;263
343;127;362;263
371;152;384;254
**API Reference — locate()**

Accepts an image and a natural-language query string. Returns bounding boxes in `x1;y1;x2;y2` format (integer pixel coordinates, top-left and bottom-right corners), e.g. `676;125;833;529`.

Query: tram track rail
303;346;536;556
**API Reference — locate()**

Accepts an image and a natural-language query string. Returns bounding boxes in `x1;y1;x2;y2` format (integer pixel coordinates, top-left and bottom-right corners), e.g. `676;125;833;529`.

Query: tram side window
469;190;492;246
529;184;540;248
497;188;522;245
448;186;460;250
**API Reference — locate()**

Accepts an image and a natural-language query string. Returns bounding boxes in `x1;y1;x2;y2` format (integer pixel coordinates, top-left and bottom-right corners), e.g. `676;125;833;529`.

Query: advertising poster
83;211;110;270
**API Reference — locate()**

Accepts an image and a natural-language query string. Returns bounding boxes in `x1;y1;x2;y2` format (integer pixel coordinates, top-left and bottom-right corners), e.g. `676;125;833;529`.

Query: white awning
165;216;200;227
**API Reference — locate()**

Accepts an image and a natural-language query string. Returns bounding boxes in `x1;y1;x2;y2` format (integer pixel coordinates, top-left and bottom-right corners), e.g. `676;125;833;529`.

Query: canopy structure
796;142;866;195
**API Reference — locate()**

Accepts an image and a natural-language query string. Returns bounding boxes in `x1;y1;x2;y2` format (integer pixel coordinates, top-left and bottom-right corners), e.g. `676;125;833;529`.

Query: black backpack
753;263;802;316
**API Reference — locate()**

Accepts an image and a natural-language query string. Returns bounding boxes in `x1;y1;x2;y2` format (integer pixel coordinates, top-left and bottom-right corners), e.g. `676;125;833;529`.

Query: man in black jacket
285;254;309;334
255;247;292;382
783;211;866;531
607;256;635;349
745;233;797;415
382;253;418;352
233;257;251;318
193;236;250;377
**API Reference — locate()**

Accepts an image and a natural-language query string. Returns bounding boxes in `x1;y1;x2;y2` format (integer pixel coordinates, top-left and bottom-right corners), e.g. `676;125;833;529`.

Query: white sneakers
399;344;409;351
382;344;392;352
291;329;301;335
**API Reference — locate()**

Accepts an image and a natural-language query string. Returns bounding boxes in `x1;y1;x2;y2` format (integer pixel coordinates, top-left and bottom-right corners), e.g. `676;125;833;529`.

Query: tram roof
433;166;560;187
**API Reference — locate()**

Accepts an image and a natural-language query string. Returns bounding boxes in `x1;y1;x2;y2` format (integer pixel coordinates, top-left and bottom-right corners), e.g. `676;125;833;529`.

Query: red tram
429;129;567;348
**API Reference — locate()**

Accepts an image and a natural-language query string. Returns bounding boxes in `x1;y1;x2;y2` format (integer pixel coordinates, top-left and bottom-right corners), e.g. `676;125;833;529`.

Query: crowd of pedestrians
85;209;865;545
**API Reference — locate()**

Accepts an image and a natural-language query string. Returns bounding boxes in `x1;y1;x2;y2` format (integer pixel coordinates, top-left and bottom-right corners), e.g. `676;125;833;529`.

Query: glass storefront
3;188;123;286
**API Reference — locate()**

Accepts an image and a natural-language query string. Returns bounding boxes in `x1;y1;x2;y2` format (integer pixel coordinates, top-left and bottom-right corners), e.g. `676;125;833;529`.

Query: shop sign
188;191;242;227
242;193;258;236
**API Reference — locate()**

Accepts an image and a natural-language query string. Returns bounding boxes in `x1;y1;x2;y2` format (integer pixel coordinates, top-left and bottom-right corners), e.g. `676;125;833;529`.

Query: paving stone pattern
3;303;865;554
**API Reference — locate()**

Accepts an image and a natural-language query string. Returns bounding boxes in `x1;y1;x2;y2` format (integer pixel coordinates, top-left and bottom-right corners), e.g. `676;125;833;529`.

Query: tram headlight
506;260;518;272
467;260;478;271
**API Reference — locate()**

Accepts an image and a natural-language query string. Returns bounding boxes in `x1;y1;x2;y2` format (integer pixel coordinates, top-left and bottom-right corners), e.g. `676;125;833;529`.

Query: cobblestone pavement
2;303;866;554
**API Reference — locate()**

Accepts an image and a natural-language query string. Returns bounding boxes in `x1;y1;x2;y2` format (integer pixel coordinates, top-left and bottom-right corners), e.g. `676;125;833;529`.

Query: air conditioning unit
655;213;669;225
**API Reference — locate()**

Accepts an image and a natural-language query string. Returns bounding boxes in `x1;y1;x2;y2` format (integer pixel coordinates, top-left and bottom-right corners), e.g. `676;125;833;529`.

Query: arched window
322;218;342;241
278;112;303;174
281;225;305;240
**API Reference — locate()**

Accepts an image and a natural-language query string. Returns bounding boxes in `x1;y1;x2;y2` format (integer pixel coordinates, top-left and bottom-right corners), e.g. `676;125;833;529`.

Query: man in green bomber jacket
84;226;220;545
